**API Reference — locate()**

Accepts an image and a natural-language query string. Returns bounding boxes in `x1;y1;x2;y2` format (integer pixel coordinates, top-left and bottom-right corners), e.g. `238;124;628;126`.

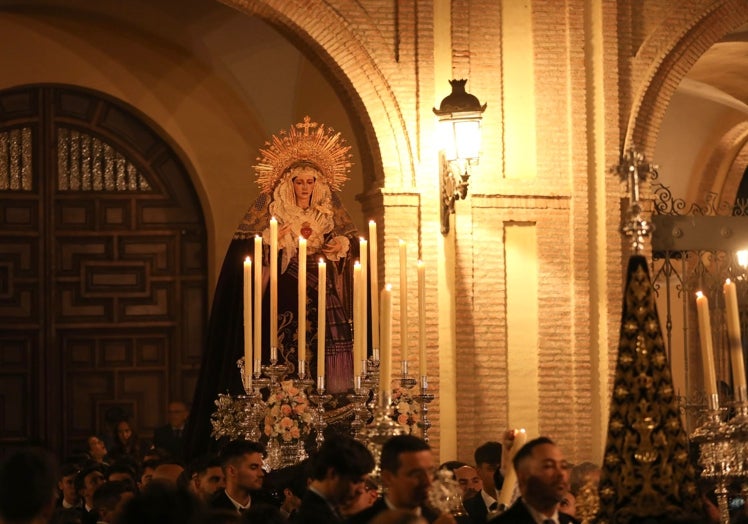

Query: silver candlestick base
730;385;748;426
415;376;435;442
347;375;371;441
262;347;289;385
363;349;381;413
399;360;417;390
294;361;316;391
691;393;741;524
363;389;406;484
308;377;332;449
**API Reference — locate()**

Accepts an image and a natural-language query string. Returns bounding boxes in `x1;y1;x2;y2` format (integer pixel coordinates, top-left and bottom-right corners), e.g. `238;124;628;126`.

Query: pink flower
279;417;294;429
281;404;293;416
264;424;273;436
290;426;301;439
293;403;307;415
397;413;409;425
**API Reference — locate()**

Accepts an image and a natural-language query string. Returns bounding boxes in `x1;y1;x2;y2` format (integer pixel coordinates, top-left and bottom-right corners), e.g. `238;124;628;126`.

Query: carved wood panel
0;86;207;458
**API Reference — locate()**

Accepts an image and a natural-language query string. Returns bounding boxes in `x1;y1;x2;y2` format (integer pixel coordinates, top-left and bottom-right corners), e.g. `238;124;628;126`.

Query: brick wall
224;0;748;464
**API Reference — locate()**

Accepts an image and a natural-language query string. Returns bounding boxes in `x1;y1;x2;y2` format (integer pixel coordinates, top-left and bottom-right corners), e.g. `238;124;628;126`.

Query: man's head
474;441;502;495
219;440;266;495
189;455;225;501
307;435;375;506
75;463;106;507
339;477;378;517
92;480;136;523
151;461;185;486
106;463;137;492
86;436;108;463
167;401;189;430
0;447;59;524
380;435;434;510
139;459;160;491
454;465;482;499
58;463;80;506
513;437;570;514
263;463;305;514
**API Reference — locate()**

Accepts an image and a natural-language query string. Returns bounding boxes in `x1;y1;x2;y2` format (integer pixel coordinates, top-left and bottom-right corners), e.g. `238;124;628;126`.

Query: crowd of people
0;398;617;524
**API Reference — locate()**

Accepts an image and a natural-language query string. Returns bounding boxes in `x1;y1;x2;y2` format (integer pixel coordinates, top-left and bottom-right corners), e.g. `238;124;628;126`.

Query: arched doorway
0;85;207;458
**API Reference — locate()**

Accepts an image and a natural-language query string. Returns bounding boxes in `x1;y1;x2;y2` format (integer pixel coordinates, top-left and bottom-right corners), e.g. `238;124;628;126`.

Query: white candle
724;279;747;392
298;237;307;369
253;236;262;373
270;217;278;349
243;256;252;387
399;239;408;362
417;260;426;377
359;238;368;364
369;221;379;352
380;284;393;397
695;291;718;398
317;259;327;381
498;428;528;507
353;261;362;378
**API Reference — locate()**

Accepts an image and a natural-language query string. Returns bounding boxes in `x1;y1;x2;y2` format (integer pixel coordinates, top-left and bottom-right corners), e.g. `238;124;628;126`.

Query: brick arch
692;122;748;214
721;134;748;210
625;0;748;158
222;0;416;189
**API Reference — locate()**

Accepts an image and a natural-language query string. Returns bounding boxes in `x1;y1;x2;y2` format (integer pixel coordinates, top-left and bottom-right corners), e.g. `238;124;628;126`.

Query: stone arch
625;0;748;159
223;0;417;190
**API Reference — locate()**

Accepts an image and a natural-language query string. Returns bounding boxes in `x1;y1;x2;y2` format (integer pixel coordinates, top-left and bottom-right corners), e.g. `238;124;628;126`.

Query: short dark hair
107;462;137;480
264;463;307;498
380;435;430;474
512;436;555;473
218;441;266;468
60;462;80;479
74;462;105;494
188;454;222;478
0;447;60;523
308;435;374;480
474;441;502;466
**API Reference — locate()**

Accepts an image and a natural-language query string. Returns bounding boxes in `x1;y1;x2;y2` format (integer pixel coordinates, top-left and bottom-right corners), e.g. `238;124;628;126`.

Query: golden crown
253;116;352;193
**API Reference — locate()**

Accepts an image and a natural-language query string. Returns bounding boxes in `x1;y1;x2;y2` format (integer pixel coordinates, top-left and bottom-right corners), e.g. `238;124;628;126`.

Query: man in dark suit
489;437;578;524
293;434;374;524
346;435;456;524
209;440;265;513
75;462;106;524
464;441;503;523
152;401;189;460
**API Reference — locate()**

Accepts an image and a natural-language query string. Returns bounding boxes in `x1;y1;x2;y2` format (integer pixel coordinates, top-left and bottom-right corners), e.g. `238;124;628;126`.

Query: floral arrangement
264;380;313;442
391;386;421;431
210;393;242;440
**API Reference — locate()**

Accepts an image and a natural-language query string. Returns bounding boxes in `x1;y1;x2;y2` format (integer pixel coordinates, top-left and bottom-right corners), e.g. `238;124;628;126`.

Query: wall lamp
433;79;486;235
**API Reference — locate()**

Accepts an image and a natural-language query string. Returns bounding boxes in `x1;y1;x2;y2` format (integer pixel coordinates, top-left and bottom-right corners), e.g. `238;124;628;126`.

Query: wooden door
0;86;207;459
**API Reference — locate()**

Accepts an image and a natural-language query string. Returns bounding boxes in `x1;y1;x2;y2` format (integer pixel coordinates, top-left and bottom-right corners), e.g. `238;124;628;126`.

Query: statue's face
292;167;317;209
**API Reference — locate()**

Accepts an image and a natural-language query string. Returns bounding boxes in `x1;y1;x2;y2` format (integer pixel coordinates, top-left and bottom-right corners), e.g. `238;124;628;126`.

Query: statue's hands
321;235;350;261
278;223;292;244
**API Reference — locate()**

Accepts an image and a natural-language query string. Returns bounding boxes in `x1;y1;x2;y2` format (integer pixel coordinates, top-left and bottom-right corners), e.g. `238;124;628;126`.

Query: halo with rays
253;116;352;193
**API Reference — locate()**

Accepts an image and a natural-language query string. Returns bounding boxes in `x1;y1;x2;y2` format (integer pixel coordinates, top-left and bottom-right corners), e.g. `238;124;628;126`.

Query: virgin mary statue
186;117;360;457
